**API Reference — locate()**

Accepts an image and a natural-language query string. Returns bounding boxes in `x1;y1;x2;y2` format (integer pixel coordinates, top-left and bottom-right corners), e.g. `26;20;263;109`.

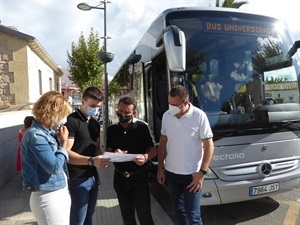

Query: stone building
0;24;63;110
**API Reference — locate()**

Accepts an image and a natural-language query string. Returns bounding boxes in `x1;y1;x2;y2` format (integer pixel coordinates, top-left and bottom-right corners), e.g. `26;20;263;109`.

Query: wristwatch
143;154;148;163
199;168;207;175
87;157;94;166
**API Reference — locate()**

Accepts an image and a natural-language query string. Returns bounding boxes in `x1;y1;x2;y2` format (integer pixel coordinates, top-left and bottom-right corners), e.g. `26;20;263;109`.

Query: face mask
52;117;67;130
117;112;133;123
85;106;98;117
168;104;181;116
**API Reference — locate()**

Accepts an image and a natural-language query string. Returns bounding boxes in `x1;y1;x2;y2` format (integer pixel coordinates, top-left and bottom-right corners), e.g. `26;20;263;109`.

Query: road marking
281;200;300;225
96;198;119;208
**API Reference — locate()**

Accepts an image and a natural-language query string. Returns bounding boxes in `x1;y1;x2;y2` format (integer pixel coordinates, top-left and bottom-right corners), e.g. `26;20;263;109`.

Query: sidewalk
0;163;174;225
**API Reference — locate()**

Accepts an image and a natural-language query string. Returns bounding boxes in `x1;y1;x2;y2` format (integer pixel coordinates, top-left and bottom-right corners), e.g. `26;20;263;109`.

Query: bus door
149;53;168;142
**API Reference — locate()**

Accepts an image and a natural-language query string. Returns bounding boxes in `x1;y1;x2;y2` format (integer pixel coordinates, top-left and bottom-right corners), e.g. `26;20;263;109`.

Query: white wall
0;110;32;189
27;48;56;103
266;90;299;103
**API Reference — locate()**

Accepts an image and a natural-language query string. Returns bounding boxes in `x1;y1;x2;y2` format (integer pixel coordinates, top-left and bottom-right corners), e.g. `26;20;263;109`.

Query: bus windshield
167;10;300;130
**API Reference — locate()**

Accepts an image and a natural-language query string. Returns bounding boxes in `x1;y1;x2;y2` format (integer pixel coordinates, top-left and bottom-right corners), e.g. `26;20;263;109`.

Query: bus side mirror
287;40;300;57
156;25;186;72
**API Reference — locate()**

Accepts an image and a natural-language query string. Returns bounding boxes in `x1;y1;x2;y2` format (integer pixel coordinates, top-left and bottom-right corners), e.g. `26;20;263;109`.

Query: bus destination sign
204;19;275;36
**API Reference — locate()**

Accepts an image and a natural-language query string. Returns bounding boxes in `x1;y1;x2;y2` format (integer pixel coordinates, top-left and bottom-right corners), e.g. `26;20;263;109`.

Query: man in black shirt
106;96;157;225
65;87;110;225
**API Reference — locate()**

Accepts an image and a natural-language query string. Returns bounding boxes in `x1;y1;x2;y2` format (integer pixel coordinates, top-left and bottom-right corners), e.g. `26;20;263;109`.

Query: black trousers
113;169;154;225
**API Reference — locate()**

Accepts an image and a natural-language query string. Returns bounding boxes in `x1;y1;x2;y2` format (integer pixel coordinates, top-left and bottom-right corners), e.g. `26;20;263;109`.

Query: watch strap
199;168;207;175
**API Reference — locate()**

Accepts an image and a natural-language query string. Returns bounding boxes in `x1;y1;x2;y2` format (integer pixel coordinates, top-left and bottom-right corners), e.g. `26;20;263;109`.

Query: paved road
151;181;300;225
2;166;298;225
0;165;174;225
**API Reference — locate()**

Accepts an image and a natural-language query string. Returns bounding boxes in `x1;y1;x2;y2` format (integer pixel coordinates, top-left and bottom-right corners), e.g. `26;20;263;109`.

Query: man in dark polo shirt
65;87;110;225
106;96;157;225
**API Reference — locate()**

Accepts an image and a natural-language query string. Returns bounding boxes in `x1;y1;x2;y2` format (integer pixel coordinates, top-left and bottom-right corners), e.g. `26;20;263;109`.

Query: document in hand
102;152;139;162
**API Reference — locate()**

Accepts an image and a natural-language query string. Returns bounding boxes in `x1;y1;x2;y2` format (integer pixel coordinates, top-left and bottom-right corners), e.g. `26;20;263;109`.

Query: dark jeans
68;176;99;225
113;169;154;225
165;170;202;225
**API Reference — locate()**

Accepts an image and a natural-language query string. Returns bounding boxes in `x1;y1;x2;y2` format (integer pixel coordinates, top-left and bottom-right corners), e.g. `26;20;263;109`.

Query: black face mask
117;112;133;123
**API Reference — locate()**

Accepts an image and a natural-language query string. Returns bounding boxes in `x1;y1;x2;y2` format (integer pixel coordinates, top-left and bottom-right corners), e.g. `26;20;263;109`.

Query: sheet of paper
102;152;139;162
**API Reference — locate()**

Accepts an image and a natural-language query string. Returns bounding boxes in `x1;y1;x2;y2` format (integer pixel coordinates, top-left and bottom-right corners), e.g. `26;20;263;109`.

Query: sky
0;0;299;81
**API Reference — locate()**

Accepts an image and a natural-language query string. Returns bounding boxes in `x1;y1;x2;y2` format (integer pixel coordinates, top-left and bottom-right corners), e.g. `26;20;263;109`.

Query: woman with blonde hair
21;91;72;225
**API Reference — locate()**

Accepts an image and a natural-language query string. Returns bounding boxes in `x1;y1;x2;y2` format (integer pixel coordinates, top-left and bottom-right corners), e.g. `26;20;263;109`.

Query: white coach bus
108;7;300;205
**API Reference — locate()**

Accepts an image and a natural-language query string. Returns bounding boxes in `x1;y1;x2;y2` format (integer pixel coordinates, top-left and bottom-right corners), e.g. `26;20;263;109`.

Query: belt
115;167;148;178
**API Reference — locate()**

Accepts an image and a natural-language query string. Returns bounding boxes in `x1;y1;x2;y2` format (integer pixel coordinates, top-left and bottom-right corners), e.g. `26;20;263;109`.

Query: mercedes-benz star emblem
258;162;272;176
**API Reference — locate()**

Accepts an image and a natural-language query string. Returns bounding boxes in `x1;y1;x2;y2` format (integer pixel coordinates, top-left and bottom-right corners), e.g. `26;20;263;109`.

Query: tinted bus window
167;11;299;130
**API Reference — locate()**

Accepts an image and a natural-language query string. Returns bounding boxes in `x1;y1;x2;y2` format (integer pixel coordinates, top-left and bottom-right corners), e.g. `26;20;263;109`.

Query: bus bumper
204;170;300;205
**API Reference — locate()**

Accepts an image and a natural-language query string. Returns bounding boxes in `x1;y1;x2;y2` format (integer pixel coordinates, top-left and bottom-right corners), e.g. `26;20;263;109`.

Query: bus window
170;74;185;87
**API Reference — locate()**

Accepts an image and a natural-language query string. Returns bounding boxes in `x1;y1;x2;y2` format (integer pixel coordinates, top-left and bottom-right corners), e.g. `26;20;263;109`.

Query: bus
108;7;300;205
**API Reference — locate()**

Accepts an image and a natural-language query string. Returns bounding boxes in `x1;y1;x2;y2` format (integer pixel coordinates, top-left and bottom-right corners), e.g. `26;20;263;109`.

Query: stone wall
0;33;15;107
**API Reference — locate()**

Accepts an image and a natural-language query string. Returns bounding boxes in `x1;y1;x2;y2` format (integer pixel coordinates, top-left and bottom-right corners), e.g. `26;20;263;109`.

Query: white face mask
168;104;181;116
52;117;67;130
85;106;98;117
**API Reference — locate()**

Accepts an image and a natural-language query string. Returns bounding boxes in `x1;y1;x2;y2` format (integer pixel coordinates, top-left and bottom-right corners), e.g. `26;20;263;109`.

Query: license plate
249;182;280;196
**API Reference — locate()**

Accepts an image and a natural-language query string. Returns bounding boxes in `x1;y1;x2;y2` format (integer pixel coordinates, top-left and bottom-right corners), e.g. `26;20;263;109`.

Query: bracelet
143;154;148;163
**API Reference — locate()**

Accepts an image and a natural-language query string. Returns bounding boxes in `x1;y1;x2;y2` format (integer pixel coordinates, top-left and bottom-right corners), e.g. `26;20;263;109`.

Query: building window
49;78;53;91
56;82;59;91
38;70;42;95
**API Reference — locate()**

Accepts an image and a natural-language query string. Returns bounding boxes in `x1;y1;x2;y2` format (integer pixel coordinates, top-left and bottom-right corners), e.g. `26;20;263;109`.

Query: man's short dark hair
169;85;189;100
118;96;137;109
82;87;104;102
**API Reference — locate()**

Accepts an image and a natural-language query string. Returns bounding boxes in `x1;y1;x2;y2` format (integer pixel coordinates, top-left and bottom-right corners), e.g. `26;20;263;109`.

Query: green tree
67;28;104;90
265;76;289;84
216;0;248;8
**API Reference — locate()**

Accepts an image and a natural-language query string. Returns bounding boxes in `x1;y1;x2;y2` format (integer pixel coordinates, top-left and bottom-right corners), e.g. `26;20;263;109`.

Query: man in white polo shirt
157;85;214;225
